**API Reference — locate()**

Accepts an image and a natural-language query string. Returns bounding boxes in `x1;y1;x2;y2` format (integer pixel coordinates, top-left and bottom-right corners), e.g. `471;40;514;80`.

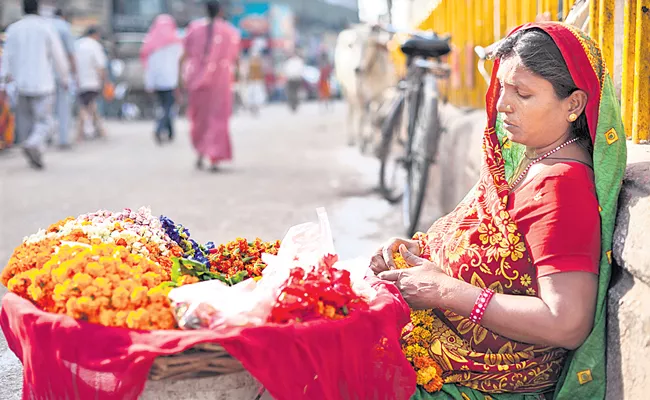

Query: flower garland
6;243;198;330
1;208;183;287
395;248;445;393
208;237;281;282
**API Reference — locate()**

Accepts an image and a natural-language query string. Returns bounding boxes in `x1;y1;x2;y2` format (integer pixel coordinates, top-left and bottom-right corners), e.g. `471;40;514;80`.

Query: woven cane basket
149;343;245;381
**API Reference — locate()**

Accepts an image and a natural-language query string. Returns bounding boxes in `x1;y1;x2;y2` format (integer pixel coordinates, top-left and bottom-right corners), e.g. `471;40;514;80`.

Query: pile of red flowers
268;254;369;324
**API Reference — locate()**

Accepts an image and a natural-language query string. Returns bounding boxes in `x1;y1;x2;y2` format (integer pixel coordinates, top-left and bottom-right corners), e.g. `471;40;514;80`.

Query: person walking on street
179;0;240;172
141;14;183;145
244;44;267;116
75;26;107;141
51;8;77;149
283;50;305;113
0;0;70;169
318;52;333;111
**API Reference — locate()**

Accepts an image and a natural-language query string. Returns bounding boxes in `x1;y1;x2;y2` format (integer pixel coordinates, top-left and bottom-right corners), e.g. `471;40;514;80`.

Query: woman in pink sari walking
180;1;240;172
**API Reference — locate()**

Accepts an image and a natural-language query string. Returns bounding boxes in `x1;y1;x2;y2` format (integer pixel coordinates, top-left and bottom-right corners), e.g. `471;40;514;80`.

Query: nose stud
505;105;513;112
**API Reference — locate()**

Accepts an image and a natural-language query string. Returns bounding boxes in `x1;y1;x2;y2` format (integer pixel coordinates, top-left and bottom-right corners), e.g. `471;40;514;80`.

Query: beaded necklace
509;137;580;190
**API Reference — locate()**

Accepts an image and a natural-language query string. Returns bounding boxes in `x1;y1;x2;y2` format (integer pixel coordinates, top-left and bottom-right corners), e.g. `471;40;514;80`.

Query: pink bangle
469;288;495;324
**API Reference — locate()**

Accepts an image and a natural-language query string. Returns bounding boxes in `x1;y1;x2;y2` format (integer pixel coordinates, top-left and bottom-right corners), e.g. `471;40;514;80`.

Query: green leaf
241;256;254;263
341;306;349;316
171;257;182;283
228;270;249;285
158;281;179;290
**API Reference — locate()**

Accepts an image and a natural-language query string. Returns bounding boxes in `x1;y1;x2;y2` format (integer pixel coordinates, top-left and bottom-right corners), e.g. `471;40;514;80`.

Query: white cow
334;24;398;151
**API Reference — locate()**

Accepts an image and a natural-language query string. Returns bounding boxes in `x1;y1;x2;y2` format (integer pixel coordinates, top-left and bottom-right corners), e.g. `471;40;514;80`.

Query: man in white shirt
144;41;183;143
75;26;107;140
0;0;70;169
51;8;77;149
283;50;305;112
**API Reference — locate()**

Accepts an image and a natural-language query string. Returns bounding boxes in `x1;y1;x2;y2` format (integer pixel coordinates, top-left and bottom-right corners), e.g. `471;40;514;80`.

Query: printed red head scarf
409;22;627;396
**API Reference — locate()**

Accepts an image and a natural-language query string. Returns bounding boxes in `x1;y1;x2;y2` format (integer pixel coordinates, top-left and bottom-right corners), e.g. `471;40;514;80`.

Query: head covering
499;22;627;400
410;22;626;399
140;14;181;66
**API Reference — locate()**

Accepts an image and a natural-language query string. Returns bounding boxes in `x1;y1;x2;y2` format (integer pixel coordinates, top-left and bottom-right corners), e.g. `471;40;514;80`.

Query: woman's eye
517;91;531;99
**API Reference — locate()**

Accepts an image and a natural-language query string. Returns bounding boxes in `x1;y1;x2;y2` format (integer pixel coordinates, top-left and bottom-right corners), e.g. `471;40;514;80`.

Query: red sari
183;18;240;163
408;23;610;394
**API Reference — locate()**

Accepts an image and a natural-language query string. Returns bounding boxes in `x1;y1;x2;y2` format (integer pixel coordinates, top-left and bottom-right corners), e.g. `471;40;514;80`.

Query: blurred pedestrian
51;8;77;149
244;43;267;116
179;0;240;172
141;14;183;145
0;29;15;151
75;26;107;141
283;49;305;112
0;0;70;169
318;52;333;111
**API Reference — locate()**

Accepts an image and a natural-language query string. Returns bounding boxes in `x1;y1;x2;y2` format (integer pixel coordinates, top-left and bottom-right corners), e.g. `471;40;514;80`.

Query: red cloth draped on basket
1;280;416;400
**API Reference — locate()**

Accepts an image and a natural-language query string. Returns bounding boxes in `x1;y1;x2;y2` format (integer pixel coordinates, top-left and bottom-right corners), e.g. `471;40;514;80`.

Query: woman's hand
378;245;453;310
370;238;421;275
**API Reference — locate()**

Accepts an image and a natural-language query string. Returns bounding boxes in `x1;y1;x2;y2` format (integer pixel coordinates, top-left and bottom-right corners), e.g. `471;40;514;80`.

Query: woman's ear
567;89;588;117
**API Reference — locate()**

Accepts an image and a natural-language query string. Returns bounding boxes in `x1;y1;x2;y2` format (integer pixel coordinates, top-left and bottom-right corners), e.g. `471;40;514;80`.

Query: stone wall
607;145;650;399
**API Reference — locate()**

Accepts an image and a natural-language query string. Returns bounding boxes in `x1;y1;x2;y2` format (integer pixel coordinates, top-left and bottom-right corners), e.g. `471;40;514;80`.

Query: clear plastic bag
169;208;375;330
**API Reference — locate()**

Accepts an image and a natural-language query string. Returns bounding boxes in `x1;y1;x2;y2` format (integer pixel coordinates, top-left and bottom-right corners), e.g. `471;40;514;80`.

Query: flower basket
148;343;244;381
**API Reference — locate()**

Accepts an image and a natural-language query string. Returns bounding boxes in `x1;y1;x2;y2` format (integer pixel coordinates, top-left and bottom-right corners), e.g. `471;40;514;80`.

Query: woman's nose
495;89;512;114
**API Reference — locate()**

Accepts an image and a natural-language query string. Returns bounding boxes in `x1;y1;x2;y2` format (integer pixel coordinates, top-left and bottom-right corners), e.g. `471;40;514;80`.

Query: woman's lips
503;120;518;131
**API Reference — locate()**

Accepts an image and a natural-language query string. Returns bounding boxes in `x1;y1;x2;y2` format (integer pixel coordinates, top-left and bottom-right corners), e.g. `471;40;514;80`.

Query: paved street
0;101;404;398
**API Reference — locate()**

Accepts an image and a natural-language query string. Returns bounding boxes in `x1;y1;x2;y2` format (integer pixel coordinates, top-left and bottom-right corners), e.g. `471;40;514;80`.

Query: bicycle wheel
378;95;407;203
403;90;439;237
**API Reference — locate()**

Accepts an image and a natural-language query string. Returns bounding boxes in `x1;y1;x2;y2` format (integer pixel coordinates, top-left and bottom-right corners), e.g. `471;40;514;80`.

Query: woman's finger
378;269;401;282
382;240;400;270
370;254;389;274
399;244;424;267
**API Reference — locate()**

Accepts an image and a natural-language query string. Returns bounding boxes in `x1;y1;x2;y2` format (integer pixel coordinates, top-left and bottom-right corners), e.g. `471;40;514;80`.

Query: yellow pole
506;0;517;32
622;0;637;139
632;1;650;143
562;0;573;20
522;0;532;23
499;0;508;37
549;0;560;20
598;0;615;75
590;0;600;37
466;0;475;108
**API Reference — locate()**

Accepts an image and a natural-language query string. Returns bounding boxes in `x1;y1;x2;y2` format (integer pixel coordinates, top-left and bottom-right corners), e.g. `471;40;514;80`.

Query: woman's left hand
378;244;453;310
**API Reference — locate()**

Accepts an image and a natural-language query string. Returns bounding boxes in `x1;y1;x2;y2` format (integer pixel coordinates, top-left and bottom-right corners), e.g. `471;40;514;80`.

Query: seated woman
371;22;626;399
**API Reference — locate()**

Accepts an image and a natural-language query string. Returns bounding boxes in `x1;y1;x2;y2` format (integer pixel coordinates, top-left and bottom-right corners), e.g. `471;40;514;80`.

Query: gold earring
569;113;578;122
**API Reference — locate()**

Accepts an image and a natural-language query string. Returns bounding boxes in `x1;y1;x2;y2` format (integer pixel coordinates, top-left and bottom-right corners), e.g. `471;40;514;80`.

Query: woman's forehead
496;56;527;84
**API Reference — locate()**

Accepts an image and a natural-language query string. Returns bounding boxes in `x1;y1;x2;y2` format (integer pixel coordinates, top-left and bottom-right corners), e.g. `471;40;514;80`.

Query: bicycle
377;28;451;237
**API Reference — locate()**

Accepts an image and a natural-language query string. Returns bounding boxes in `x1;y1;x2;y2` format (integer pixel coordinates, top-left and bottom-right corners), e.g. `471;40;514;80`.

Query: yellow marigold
94;277;112;296
72;273;93;290
111;286;130;310
130;286;148;307
126;308;150;330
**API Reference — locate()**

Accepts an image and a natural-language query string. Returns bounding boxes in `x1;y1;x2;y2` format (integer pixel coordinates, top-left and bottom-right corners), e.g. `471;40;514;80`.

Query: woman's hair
23;0;39;15
204;1;221;58
495;28;592;153
206;1;221;19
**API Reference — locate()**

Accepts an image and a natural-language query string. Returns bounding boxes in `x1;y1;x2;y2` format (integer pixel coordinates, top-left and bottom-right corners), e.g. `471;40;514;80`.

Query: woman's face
495;55;573;148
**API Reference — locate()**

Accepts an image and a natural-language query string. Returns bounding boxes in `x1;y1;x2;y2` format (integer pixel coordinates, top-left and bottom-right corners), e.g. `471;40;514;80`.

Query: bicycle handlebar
376;24;451;42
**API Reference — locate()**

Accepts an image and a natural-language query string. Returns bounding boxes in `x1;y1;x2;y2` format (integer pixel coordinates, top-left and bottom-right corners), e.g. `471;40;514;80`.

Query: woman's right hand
370;237;421;275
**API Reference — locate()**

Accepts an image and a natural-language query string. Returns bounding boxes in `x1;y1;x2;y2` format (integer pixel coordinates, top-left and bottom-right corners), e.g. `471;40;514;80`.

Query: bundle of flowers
5;243;199;330
1;207;183;287
159;217;281;286
269;254;369;323
395;251;445;393
208;237;281;281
